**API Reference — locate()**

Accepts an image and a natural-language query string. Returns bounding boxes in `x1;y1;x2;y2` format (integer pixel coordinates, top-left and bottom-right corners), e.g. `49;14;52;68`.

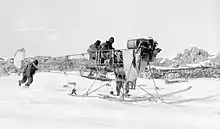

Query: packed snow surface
0;72;220;129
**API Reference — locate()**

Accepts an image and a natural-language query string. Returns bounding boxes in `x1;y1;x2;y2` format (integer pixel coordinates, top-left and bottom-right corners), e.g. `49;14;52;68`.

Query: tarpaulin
123;50;138;82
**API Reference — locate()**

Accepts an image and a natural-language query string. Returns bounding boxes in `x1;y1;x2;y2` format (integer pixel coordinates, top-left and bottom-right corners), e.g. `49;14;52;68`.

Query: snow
186;61;212;67
208;55;217;59
0;72;220;129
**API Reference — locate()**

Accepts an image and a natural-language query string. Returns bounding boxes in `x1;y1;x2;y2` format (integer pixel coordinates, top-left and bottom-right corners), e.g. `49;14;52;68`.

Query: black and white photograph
0;0;220;128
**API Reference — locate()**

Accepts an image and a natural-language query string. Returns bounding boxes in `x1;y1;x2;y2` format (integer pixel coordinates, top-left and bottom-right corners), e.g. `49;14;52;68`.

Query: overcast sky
0;0;219;58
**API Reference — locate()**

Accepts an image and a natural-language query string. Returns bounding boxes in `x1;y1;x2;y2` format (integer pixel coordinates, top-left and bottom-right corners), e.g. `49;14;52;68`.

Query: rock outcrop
172;47;211;66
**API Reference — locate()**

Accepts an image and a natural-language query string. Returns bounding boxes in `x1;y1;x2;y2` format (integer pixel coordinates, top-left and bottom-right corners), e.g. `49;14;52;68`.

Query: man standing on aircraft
100;37;115;64
87;40;101;60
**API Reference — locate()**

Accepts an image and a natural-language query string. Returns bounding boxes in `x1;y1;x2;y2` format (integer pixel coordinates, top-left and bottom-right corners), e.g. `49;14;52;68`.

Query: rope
137;85;155;98
148;63;160;98
134;49;160;99
83;63;100;95
83;59;113;95
85;64;114;96
83;75;98;95
134;57;157;98
86;81;112;95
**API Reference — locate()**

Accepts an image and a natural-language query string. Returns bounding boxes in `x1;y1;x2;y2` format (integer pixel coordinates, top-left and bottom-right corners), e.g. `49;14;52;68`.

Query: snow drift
0;72;220;129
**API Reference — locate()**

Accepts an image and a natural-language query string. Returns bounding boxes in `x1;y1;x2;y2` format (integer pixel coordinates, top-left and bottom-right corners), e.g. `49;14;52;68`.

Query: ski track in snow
0;72;220;129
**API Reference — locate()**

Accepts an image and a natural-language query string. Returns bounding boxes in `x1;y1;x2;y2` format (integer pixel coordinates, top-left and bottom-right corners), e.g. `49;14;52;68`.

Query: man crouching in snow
19;60;39;87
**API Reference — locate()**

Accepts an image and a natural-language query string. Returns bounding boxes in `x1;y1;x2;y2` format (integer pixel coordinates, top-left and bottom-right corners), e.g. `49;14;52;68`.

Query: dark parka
23;60;38;77
87;40;101;60
100;37;115;63
19;60;38;86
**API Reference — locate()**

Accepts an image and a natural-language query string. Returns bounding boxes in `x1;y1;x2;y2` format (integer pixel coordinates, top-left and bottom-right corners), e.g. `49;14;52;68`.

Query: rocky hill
173;47;210;64
153;47;220;68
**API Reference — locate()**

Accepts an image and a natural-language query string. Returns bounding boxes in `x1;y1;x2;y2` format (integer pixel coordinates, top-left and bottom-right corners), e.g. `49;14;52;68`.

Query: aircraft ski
68;93;100;98
80;75;113;81
162;92;220;104
97;86;192;103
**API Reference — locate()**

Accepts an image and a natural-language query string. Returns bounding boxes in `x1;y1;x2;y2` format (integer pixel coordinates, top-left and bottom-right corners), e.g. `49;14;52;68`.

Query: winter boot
18;81;21;86
25;83;30;87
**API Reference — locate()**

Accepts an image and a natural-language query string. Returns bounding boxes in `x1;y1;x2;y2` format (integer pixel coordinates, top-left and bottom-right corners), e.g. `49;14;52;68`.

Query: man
100;37;115;50
114;67;130;96
135;37;162;76
136;37;159;62
87;40;101;76
100;37;115;64
19;60;39;87
87;40;101;60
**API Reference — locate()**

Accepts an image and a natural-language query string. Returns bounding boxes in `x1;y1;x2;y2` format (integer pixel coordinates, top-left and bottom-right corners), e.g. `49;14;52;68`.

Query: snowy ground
0;72;220;129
